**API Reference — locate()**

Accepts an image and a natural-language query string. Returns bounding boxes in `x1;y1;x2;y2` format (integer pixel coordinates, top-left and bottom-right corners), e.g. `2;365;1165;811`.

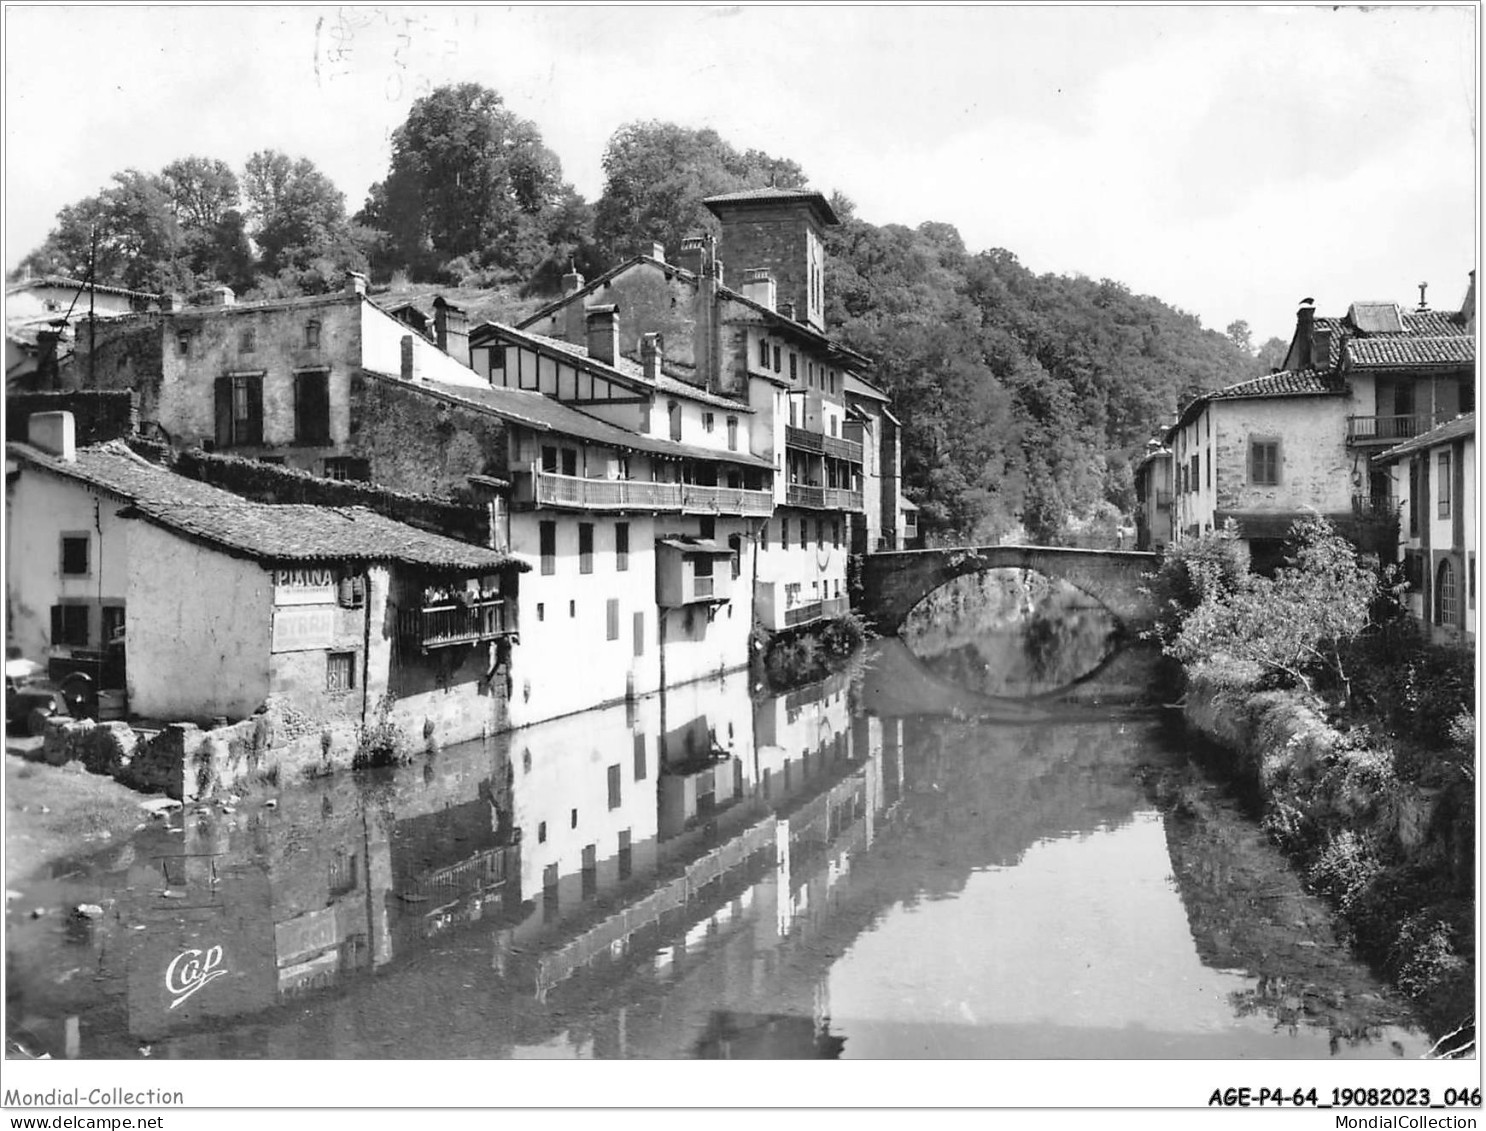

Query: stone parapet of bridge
856;545;1160;636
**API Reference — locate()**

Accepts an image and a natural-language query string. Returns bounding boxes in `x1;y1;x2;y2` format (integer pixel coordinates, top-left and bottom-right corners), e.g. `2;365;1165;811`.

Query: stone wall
7;390;138;445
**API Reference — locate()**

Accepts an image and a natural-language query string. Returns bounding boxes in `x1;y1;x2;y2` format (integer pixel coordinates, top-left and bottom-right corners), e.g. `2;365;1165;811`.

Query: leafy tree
592;121;806;267
161;157;252;289
1166;518;1379;699
1254;335;1289;374
1225;319;1253;355
243;150;364;289
18;170;190;294
360;83;567;280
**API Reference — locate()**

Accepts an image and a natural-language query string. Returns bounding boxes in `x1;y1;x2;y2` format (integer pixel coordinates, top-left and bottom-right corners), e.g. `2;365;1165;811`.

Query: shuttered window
214;374;263;447
294;369;331;444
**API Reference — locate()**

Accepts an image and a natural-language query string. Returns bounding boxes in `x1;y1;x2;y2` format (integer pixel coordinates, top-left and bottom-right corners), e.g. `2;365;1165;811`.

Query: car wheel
26;705;55;737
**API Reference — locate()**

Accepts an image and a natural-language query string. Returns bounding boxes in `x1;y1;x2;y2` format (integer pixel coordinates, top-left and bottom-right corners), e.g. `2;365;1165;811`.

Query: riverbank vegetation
753;614;869;692
1148;520;1475;1038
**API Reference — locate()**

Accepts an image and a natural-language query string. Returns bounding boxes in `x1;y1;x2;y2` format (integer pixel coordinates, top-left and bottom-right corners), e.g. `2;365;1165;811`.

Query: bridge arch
857;545;1159;637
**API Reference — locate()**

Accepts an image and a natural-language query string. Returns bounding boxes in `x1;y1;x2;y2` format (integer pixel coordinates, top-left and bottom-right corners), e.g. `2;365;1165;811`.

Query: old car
5;657;94;736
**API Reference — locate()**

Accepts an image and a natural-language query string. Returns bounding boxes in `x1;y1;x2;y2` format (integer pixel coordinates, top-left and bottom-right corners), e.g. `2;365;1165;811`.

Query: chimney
742;268;777;311
586;305;620;367
28;410;76;462
1296;298;1316;368
1417;281;1430;312
400;335;415;381
648;242;666;263
641;332;662;381
677;234;707;276
1461;270;1476;332
211;284;235;307
346;271;368;297
434;296;470;367
779;301;796;322
562;266;585;296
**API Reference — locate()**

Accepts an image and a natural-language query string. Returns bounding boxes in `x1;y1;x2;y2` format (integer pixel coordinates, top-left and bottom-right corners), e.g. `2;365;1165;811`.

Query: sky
3;4;1477;345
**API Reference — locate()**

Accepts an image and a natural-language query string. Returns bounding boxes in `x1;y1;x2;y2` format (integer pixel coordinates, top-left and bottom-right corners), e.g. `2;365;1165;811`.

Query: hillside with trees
13;82;1262;544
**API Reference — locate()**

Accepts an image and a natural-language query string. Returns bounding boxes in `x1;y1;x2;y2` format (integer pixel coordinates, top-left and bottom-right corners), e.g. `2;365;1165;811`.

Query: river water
5;570;1430;1060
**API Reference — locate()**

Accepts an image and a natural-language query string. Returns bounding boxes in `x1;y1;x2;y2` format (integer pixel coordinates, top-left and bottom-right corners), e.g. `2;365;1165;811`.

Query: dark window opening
539;521;556;575
294;369;331;445
50;605;89;647
60;534;89;576
615;522;629;571
579;523;594;574
326;651;356;693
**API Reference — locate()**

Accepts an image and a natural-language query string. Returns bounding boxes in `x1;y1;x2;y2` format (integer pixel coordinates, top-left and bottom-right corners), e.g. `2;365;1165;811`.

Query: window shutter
50;605;63;645
214;376;232;446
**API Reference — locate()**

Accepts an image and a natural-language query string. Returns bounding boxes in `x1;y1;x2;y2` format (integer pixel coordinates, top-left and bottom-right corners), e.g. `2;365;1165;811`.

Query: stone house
6;276;157;390
843;373;912;552
514;188;871;633
1164;280;1475;570
65;275;496;493
1373;412;1475;644
6;412;523;748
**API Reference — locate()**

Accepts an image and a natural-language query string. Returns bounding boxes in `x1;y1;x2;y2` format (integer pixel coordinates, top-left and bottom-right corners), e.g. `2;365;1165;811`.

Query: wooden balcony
530;469;772;516
786;425;863;464
400;598;515;650
785;483;864;512
1346;414;1445;447
784;595;850;628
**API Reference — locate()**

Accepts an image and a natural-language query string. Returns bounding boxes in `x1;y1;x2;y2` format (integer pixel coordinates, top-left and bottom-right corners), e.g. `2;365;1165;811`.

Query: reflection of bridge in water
858;545;1159;636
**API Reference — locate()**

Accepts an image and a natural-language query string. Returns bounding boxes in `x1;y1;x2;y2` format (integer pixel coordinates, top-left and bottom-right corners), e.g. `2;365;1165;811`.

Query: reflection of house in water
97;670;905;1057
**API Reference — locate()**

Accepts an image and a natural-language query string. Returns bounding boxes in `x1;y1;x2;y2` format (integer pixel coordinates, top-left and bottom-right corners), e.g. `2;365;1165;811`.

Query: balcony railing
532;469;771;516
784;595;849;628
785;425;863;464
400;598;514;650
785;483;864;512
1352;494;1399;518
1345;414;1445;446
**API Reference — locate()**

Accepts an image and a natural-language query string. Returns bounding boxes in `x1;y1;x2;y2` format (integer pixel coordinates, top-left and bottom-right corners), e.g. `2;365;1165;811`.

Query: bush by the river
758;613;869;690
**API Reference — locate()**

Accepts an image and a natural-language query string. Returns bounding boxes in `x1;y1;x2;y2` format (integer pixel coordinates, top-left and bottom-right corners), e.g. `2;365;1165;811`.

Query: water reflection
901;569;1119;697
5;639;1429;1060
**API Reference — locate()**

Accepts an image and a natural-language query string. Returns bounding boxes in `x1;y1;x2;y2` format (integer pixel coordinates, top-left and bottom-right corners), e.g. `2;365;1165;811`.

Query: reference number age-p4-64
1209;1088;1483;1108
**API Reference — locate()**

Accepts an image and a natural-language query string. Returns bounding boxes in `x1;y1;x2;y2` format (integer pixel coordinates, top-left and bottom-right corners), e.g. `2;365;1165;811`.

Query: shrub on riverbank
756;613;869;691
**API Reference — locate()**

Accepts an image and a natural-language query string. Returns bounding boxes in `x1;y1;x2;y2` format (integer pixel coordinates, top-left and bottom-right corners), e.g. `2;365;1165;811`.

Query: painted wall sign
166;945;227;1010
272;606;336;652
274;567;336;606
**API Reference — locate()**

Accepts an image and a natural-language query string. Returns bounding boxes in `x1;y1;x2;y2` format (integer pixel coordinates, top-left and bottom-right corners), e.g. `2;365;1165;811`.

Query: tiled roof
844;374;890;403
487;323;755;412
126;501;518;570
10;440;517;571
1209;370;1347;400
702;188;840;225
8;441;250;507
1399;309;1471;337
1373;413;1475;462
1347;335;1475;369
6;276;159;301
374;372;773;471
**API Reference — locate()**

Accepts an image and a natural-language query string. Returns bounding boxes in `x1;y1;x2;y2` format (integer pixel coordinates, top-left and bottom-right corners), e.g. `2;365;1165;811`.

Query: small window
326;651;356;693
726;416;738;451
323;457;370;482
789;353;798;381
537;821;547;844
536;602;545;622
337;573;366;609
50;605;89;647
305;321;321;349
703;412;715;433
579;523;594;574
239;327;255;354
561;449;578;477
1437;450;1452;518
694;554;714;579
760;521;769;551
699;516;715;541
540;521;556;575
829;417;837;437
606;598;620;642
541;445;558;473
176;331;191;357
1436;558;1458;625
569;599;576;618
1250;440;1279;486
60;534;89;576
633;733;647;780
668;401;682;442
758;337;768;368
633;610;645;657
728;534;742;580
570;808;578;829
101;605;126;645
615;522;629;571
773;345;782;373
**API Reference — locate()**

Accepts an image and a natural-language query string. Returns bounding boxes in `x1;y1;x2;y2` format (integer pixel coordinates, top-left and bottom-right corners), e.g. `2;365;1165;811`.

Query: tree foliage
1166;518;1379;697
358;83;577;284
592;121;806;266
243;150;366;290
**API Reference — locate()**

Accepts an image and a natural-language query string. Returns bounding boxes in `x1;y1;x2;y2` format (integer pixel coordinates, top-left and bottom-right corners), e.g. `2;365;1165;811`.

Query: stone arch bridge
858;545;1160;636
